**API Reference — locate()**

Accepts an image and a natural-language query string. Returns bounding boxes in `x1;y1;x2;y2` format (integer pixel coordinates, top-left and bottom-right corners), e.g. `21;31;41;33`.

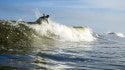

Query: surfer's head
46;15;49;18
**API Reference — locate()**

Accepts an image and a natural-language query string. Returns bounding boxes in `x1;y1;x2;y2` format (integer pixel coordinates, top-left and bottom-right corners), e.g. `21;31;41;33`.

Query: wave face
0;20;35;54
29;20;95;42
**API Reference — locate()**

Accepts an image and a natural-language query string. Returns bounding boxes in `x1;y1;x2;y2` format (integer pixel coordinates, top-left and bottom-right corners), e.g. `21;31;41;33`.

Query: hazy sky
0;0;125;33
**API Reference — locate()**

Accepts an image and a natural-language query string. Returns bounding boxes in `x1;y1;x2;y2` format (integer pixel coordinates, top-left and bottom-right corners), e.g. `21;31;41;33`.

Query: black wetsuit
36;14;49;24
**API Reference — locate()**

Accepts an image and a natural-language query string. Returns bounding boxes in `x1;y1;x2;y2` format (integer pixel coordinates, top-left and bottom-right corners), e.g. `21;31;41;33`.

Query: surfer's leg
45;18;49;24
46;20;49;24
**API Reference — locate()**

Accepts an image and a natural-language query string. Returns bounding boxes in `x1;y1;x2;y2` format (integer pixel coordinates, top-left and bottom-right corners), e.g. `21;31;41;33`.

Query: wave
0;20;96;43
106;32;125;38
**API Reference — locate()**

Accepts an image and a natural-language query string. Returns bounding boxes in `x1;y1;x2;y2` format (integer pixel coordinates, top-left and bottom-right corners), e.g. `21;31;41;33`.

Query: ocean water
0;20;125;70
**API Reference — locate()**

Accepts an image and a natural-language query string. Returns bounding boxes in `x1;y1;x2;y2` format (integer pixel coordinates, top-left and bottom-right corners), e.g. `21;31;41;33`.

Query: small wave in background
106;32;125;38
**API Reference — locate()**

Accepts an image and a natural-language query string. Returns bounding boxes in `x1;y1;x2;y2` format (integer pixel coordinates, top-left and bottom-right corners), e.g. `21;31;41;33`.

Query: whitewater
28;19;95;42
0;18;125;70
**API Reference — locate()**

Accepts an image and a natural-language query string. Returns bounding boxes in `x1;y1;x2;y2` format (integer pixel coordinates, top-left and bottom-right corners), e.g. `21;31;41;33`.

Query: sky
0;0;125;33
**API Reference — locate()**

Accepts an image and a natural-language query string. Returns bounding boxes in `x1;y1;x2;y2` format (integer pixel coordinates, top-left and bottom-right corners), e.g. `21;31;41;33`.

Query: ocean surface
0;20;125;70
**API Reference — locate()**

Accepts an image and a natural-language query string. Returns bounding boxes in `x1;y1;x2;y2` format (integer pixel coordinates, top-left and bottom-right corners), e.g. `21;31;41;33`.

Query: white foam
116;32;125;38
29;20;95;42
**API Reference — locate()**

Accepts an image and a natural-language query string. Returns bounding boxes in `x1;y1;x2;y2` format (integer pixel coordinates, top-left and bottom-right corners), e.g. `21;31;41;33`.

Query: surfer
36;13;49;24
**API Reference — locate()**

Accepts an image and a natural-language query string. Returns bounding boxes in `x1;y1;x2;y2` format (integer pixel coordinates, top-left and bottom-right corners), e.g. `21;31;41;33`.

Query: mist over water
0;19;125;70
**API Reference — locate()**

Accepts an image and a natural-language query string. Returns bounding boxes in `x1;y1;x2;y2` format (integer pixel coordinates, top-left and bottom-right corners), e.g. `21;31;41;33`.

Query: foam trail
29;20;95;42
